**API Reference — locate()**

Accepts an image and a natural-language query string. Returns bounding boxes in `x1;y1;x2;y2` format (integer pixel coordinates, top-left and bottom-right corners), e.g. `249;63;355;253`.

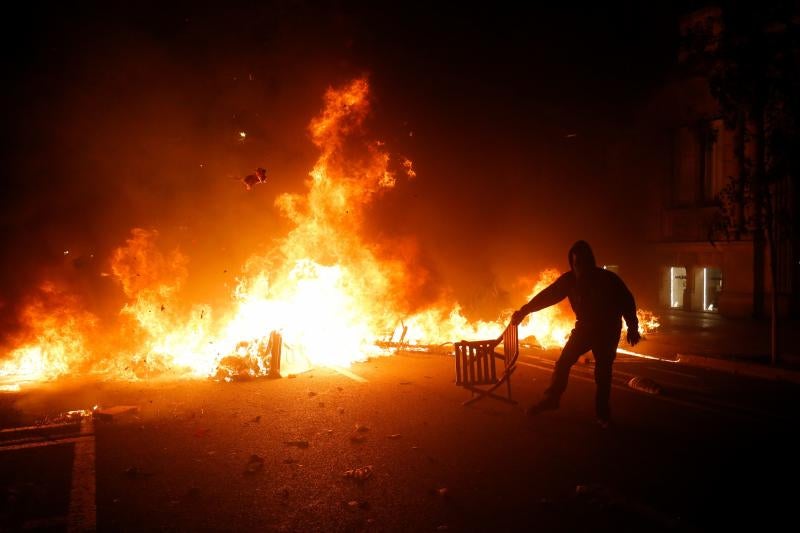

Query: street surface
2;345;798;531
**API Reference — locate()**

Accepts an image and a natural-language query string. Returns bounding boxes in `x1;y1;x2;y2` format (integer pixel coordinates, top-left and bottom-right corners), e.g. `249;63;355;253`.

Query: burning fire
0;78;659;388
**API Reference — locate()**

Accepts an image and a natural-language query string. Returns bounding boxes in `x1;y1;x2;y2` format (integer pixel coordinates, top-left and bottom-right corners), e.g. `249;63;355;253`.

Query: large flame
0;78;659;387
0;282;98;388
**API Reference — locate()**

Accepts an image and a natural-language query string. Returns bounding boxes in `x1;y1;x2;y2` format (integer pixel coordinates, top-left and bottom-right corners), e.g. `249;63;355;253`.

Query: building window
669;266;687;308
672;120;731;207
672;127;700;206
702;119;728;204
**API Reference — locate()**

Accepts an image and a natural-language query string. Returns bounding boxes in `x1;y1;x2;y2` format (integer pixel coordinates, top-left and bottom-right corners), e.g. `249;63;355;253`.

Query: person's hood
568;240;597;270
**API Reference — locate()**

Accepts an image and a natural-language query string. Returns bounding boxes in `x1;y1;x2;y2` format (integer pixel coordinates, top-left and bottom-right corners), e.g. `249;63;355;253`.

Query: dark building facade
643;6;799;318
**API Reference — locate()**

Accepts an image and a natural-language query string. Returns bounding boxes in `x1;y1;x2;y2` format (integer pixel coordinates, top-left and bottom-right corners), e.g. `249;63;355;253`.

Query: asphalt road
2;347;799;532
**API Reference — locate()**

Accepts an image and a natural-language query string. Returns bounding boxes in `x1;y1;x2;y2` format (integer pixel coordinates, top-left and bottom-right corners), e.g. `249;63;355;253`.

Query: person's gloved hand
626;328;641;347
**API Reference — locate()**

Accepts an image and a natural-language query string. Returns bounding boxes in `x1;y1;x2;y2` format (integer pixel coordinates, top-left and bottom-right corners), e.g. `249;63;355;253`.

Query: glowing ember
0;78;659;387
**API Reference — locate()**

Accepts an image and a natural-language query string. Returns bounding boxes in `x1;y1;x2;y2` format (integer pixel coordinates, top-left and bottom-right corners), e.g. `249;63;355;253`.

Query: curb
676;353;800;385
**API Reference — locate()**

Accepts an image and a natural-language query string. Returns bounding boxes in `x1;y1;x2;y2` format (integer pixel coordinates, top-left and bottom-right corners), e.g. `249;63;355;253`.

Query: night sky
0;2;698;338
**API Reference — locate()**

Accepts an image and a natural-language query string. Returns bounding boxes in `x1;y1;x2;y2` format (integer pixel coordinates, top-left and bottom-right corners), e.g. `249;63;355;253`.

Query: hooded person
511;240;640;427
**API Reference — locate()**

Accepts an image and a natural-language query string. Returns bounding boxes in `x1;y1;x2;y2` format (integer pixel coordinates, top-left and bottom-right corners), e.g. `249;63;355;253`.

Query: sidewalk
634;309;800;384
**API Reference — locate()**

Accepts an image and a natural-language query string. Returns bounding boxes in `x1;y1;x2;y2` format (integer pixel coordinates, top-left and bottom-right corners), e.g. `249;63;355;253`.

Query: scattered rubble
346;500;370;510
285;439;309;449
343;465;373;481
35;408;92;425
94;405;139;422
627;376;663;395
349;433;367;444
244;454;265;475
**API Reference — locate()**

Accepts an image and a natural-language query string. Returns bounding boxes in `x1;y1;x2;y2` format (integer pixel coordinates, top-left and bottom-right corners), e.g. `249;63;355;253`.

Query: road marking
0;422;82;435
0;417;97;531
0;435;93;452
68;418;96;533
331;367;368;382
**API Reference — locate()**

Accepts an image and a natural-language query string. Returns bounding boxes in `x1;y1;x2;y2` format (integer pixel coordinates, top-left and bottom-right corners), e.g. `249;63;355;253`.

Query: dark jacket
523;268;638;337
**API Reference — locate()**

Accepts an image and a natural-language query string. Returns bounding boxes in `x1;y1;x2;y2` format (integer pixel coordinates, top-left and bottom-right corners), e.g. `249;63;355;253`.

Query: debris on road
38;408;93;425
387;434;402;440
349;433;367;444
343;465;373;481
308;391;317;397
355;423;369;432
346;500;370;510
627;376;663;395
285;439;309;449
244;454;265;475
94;405;139;421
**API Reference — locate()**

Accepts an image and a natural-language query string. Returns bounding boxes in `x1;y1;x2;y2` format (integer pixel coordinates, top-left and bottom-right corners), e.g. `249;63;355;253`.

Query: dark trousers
544;328;619;420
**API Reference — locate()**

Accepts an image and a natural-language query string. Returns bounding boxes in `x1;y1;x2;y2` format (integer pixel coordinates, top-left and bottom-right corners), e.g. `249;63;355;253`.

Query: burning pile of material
0;78;659;388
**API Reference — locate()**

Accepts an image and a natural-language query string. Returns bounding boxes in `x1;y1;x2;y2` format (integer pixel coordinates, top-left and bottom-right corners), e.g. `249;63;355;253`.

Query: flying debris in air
239;168;268;190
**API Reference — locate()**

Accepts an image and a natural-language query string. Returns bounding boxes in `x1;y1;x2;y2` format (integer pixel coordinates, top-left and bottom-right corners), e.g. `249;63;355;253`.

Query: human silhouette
511;240;640;428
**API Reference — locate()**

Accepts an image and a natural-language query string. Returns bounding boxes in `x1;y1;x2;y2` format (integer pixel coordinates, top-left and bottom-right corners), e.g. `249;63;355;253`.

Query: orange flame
0;78;660;387
0;282;97;386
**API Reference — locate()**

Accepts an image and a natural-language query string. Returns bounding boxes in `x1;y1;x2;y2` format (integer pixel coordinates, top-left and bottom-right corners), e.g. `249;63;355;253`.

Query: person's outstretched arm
511;273;571;325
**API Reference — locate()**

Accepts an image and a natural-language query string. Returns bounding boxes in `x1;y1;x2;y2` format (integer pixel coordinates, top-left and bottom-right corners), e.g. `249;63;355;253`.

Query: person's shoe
525;398;559;417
